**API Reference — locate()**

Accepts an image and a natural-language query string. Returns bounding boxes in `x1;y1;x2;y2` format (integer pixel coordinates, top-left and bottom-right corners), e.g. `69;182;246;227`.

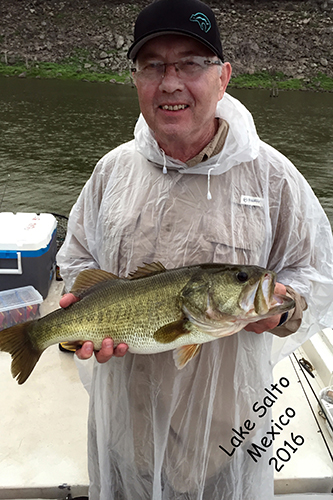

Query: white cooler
0;212;57;298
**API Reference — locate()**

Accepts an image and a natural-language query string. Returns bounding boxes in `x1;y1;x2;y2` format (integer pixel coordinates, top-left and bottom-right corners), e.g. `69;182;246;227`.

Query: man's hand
76;338;129;363
59;293;129;363
244;283;287;334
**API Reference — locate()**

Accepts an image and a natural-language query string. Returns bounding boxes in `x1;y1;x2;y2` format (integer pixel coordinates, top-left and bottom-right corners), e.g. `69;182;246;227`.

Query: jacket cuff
269;285;308;338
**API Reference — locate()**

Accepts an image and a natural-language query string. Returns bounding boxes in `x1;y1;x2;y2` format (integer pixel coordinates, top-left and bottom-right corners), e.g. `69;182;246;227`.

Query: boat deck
0;279;89;499
0;279;332;499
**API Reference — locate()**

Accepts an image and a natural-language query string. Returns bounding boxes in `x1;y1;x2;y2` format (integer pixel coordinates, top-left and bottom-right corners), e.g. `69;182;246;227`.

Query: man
57;0;333;498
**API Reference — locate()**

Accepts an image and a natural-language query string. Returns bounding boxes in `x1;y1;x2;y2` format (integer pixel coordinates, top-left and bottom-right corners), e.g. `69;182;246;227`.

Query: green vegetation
229;71;333;92
0;61;332;91
0;60;130;84
311;72;333;91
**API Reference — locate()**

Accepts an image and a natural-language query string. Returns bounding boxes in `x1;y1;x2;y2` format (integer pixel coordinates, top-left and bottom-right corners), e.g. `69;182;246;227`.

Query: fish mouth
240;272;274;315
240;272;295;318
255;272;273;314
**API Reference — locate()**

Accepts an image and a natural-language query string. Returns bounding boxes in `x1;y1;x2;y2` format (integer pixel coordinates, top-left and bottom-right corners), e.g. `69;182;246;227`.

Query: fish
0;262;295;384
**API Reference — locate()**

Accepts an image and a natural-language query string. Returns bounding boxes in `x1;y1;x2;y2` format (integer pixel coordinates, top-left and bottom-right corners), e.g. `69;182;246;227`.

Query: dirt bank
0;0;332;81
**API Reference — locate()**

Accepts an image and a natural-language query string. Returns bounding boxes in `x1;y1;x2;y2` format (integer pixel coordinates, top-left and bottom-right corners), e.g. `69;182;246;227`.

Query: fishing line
290;352;333;461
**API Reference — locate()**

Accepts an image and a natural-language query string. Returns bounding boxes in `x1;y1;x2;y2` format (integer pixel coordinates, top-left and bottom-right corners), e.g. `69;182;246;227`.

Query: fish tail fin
0;321;43;384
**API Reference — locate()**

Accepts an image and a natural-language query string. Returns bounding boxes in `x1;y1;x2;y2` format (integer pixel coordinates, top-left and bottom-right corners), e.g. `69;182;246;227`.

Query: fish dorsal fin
153;319;190;344
71;269;119;296
128;261;167;279
173;344;202;370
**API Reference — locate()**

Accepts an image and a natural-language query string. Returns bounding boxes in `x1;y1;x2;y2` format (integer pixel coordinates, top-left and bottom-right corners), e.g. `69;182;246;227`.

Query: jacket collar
134;93;260;176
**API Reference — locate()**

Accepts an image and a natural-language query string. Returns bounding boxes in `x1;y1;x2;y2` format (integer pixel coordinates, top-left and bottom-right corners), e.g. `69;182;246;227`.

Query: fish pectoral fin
71;269;119;296
128;261;167;279
153;319;190;344
173;344;202;370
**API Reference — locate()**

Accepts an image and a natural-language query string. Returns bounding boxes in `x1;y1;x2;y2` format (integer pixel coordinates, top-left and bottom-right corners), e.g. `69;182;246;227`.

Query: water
0;78;140;216
232;89;333;226
0;77;332;228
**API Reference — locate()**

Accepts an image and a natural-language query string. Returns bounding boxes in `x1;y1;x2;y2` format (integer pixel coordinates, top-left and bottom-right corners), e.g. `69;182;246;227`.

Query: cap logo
189;13;211;33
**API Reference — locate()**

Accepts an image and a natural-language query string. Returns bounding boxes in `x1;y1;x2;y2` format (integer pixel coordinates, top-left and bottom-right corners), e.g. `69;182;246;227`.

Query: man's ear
218;62;232;100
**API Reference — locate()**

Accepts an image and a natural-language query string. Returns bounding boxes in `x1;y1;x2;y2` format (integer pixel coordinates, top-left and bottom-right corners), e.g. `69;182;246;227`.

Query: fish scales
32;266;196;351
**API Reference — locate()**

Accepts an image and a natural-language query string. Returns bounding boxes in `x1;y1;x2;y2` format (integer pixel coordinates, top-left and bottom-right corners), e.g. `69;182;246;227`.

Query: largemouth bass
0;262;294;384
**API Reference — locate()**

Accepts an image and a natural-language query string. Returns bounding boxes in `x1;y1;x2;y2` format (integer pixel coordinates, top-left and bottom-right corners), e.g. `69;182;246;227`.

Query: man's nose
159;64;184;92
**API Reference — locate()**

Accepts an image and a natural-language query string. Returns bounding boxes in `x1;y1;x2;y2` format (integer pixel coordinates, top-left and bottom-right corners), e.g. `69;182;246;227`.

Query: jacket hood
134;93;260;176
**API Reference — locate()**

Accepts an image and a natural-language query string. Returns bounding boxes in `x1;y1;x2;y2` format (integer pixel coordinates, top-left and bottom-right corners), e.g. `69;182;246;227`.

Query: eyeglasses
132;56;222;83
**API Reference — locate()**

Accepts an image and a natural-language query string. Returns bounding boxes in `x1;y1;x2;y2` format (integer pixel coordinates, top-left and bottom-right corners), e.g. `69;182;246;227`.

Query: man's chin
155;123;192;143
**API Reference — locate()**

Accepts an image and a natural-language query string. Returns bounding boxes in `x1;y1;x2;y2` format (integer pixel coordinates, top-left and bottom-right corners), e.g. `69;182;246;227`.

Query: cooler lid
0;213;57;251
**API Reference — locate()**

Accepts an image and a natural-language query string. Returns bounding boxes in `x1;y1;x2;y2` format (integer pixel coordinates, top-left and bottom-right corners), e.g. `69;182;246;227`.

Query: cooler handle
0;252;22;275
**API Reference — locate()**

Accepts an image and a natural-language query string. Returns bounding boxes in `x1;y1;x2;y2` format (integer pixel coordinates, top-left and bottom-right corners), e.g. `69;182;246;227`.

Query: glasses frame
131;56;223;83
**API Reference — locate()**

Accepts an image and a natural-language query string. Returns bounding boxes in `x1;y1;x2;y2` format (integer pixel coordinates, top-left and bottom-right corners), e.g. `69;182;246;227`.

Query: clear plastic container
0;285;43;331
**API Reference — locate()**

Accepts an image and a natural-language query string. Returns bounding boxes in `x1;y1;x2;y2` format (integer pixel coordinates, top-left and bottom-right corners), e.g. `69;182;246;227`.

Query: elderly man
57;0;333;498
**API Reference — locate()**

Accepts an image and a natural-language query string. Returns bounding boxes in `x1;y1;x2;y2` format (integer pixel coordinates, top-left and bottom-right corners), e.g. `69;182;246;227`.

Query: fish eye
236;271;248;283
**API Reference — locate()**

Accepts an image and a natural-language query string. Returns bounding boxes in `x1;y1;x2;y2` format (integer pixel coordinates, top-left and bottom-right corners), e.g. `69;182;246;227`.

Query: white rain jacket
57;93;333;500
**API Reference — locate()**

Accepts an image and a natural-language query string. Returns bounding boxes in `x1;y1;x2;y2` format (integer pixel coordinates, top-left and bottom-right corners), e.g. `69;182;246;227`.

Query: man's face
133;35;231;156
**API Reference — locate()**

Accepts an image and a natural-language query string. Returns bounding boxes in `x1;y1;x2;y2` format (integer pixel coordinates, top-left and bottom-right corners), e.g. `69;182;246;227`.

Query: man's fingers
95;339;129;362
94;338;116;363
76;339;129;363
114;343;129;357
274;282;286;296
76;341;94;360
59;292;79;308
244;315;281;334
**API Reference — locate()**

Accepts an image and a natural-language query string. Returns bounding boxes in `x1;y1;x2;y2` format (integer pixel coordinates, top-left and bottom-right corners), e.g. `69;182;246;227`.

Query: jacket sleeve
56;157;108;291
269;286;307;337
265;152;333;362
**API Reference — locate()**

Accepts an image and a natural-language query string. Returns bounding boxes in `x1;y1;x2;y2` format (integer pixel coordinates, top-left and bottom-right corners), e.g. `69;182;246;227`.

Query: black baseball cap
127;0;223;61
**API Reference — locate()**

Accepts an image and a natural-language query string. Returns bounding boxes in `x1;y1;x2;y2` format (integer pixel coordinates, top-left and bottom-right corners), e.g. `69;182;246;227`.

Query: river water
0;77;332;228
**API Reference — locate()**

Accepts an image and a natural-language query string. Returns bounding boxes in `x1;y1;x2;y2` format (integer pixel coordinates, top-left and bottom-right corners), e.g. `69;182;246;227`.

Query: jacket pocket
203;203;267;265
